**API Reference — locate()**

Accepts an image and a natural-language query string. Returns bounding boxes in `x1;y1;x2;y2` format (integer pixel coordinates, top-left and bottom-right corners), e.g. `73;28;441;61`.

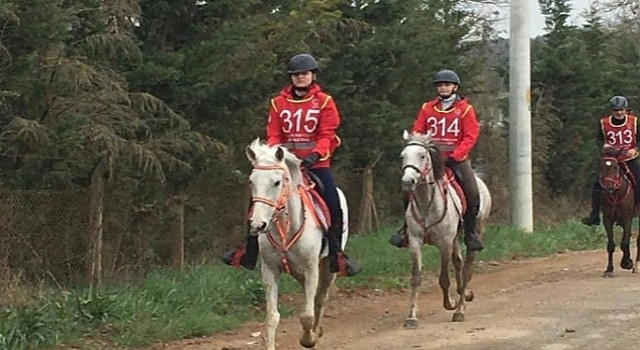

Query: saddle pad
445;168;467;215
308;188;331;232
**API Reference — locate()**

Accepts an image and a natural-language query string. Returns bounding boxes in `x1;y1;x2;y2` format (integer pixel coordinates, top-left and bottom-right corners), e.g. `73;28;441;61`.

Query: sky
530;0;593;36
492;0;594;38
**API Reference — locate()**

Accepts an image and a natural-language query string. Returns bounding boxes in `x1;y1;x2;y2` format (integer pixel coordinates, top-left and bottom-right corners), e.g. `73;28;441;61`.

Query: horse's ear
246;145;257;163
275;147;284;162
402;130;410;141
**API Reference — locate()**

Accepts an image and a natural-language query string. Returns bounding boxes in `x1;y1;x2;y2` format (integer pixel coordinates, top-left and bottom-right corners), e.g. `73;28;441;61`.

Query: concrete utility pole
509;0;533;232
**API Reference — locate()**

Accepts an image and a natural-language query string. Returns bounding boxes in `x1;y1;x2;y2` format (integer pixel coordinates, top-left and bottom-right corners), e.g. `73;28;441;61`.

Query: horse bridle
599;157;625;191
249;164;312;274
250;164;291;215
402;142;434;185
401;141;451;233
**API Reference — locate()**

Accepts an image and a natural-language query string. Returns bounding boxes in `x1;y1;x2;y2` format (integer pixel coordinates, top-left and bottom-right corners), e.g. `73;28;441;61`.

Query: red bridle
249;164;306;274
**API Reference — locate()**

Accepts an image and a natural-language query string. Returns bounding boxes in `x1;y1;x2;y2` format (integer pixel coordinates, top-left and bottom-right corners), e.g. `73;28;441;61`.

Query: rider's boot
389;195;410;248
328;224;361;277
388;221;408;248
581;184;601;226
463;205;484;252
221;233;259;270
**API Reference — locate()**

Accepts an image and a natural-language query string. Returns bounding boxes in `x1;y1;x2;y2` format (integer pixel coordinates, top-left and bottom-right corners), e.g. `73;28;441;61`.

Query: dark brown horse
598;150;639;277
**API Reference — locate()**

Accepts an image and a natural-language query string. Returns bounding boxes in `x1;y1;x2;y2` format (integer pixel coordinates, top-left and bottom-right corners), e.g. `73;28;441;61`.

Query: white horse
245;138;349;350
399;130;491;325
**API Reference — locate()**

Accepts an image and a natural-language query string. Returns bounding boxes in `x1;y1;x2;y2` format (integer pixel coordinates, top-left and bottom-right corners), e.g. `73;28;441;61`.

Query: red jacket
600;114;638;161
412;96;480;162
266;84;341;168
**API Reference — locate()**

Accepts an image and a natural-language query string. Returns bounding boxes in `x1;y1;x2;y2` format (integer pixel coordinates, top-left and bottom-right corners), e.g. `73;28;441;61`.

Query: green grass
0;220;608;349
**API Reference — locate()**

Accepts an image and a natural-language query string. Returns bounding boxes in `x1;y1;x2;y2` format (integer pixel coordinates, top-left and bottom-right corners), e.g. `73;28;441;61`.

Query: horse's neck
414;179;447;218
278;178;304;236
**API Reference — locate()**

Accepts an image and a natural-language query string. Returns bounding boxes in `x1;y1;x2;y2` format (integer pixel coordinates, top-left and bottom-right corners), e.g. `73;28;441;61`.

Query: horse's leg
620;220;634;270
313;258;335;338
404;233;422;328
451;236;466;322
462;249;478;303
604;219;616;278
462;221;481;303
261;262;281;350
634;222;640;273
299;258;320;348
438;243;456;311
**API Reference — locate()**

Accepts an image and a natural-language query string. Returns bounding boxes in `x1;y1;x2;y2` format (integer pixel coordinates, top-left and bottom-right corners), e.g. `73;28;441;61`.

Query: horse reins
249;164;306;274
599;157;633;217
403;142;450;237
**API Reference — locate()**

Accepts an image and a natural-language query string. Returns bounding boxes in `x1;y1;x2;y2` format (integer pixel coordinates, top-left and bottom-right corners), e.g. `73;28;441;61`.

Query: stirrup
332;252;361;277
388;226;408;248
464;234;484;252
580;213;600;226
221;245;257;270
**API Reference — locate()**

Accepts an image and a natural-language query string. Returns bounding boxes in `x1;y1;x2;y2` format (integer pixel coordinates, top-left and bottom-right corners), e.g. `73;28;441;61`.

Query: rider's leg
389;193;410;248
310;168;361;276
581;179;602;226
626;158;640;214
450;160;483;252
221;204;259;270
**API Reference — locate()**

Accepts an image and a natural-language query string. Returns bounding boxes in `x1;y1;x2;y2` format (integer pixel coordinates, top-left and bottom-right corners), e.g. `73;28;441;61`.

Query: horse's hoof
299;337;317;349
620;259;634;270
403;318;418;328
465;290;475;302
603;271;614;278
452;312;465;322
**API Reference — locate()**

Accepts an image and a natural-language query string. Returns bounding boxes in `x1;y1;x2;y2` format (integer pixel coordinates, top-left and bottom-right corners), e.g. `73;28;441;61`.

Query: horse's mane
405;132;445;180
247;138;302;183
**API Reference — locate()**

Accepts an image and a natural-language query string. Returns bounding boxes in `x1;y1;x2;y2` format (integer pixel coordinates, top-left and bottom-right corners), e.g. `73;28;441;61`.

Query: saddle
300;171;331;232
444;167;468;215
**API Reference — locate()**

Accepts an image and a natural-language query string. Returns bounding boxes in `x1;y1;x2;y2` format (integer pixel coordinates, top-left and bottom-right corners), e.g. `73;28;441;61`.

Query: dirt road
153;249;640;350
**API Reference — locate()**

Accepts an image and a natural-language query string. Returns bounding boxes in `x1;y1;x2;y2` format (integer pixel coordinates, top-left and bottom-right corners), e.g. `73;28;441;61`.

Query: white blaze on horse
399;130;491;325
245;138;349;350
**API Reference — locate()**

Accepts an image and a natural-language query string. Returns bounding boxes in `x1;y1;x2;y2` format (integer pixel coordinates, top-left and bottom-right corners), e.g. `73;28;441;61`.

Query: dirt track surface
149;250;640;350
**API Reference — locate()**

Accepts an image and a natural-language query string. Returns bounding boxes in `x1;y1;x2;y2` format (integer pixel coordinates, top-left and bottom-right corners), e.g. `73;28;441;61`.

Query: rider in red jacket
389;69;484;252
222;54;360;277
581;95;640;225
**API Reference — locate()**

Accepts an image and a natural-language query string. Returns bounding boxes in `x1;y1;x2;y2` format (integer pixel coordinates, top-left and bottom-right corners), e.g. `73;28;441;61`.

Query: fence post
87;159;107;288
168;193;186;269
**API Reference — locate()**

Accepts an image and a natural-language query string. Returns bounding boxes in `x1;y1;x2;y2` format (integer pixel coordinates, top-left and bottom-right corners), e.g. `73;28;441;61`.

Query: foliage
0;220;606;349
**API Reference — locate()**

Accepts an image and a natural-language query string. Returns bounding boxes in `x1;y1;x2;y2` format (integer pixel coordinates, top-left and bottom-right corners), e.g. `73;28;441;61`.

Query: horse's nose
402;178;415;190
249;220;268;234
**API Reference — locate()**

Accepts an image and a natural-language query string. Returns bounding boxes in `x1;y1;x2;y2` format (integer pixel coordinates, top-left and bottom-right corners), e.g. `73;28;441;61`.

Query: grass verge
0;220;607;349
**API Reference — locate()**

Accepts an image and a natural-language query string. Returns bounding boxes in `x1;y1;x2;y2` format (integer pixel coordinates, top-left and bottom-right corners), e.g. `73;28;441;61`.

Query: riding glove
301;153;320;168
445;157;456;167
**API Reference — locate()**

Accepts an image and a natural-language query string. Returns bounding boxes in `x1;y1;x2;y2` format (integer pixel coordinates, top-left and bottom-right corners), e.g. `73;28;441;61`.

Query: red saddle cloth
444;168;467;215
300;173;331;232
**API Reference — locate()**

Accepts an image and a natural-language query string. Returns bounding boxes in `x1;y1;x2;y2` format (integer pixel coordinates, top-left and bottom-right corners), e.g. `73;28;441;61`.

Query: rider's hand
603;143;614;149
301;153;320;168
627;148;638;158
444;157;456;167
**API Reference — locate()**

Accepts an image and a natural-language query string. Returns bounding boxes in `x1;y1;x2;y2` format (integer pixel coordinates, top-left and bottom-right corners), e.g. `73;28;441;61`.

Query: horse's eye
274;180;281;187
420;154;426;160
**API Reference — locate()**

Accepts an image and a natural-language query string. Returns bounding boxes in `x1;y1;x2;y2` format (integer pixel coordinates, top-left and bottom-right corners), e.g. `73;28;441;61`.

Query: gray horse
399;130;492;325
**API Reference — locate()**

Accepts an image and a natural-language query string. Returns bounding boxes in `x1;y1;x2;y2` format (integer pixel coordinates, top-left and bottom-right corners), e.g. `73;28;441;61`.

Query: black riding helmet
610;95;628;109
287;54;319;74
433;69;461;86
